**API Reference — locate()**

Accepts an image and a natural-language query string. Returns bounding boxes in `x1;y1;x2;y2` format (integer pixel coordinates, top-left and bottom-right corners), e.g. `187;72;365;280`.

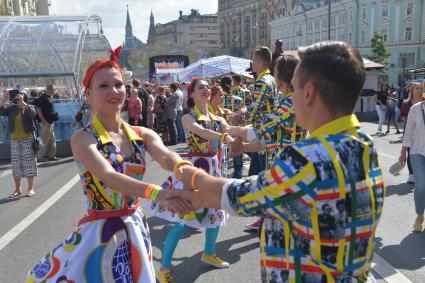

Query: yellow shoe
201;253;229;269
156;268;175;283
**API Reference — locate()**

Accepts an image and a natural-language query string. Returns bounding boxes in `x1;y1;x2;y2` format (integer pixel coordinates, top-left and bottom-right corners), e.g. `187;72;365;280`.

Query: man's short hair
132;79;141;87
297;41;365;114
232;74;242;85
254;46;272;67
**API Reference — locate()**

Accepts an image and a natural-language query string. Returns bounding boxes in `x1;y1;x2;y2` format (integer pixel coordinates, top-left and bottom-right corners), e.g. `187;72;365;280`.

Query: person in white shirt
399;98;425;232
172;82;185;143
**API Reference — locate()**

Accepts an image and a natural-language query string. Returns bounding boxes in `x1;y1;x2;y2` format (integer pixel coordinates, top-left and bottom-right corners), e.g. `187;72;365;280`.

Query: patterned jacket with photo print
221;114;385;283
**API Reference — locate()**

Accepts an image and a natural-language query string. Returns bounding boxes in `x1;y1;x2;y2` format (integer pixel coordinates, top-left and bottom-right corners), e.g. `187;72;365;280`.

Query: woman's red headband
82;46;123;89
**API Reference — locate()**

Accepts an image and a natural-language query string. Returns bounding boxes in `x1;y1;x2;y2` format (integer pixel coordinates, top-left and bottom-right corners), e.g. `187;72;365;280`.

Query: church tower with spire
119;5;144;70
125;6;134;48
147;11;156;44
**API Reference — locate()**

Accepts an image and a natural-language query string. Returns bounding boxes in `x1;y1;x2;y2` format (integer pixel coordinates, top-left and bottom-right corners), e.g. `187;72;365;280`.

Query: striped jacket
242;69;278;130
255;92;307;168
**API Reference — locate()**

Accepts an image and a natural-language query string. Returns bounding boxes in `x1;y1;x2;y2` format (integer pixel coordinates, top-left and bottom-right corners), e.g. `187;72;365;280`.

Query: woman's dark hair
187;78;203;108
220;76;232;93
380;82;389;93
125;84;131;97
275;54;299;91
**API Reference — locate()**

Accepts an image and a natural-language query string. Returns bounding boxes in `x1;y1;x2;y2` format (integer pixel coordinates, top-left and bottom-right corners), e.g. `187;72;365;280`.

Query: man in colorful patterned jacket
231;74;247;106
174;41;385;283
239;46;278;176
220;76;244;179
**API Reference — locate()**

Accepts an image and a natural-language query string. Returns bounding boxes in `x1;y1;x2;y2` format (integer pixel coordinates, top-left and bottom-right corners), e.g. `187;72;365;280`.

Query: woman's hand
175;165;199;189
399;148;408;167
223;134;235;144
156;190;195;215
229;138;244;157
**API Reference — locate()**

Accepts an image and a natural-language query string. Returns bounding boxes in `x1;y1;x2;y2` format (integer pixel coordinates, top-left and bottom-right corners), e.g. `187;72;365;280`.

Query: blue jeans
175;110;185;143
233;154;243;178
411;154;425;215
248;152;265;176
167;119;177;145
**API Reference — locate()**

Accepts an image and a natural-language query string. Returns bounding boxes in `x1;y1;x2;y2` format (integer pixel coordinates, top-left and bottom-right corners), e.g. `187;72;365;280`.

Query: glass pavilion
0;15;110;144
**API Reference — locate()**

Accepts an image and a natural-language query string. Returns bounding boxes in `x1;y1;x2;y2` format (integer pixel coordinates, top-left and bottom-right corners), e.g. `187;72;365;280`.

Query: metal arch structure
0;15;110;99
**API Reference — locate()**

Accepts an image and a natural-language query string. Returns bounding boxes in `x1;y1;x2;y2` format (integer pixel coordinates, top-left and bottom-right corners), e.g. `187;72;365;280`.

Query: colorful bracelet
150;186;162;201
173;160;194;181
144;184;162;201
191;169;203;190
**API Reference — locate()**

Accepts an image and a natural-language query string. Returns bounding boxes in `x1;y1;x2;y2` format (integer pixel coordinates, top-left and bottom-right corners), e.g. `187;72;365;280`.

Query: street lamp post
328;0;331;40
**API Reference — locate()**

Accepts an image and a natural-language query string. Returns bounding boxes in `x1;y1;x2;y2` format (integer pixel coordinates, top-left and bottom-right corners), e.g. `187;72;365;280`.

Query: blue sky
50;0;218;47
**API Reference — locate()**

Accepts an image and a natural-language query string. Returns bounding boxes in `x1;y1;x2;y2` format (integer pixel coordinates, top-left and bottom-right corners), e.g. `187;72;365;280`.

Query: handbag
32;132;41;153
32;119;42;153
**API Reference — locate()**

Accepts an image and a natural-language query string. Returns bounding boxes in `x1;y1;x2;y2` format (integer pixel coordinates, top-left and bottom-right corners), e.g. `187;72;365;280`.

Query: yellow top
11;113;32;141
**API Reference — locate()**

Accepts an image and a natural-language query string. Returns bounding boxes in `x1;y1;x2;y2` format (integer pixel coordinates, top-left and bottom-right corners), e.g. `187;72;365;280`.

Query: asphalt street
0;121;419;282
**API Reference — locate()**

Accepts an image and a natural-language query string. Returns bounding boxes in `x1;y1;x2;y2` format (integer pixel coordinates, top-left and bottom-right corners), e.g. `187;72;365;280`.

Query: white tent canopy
177;55;253;82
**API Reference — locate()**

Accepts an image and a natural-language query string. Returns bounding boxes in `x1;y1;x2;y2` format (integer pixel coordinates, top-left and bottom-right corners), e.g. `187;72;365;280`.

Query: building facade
270;0;425;85
148;9;220;57
0;0;49;16
218;0;295;57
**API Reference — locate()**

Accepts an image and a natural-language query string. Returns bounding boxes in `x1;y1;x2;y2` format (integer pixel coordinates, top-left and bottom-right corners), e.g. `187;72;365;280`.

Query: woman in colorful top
0;90;37;198
27;49;194;283
147;78;247;283
400;82;424;184
127;88;143;126
399;85;425;232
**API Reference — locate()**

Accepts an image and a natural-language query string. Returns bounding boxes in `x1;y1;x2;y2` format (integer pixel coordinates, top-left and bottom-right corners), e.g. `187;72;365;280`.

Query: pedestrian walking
400;82;424;184
375;82;390;133
399;91;425;232
171;82;186;143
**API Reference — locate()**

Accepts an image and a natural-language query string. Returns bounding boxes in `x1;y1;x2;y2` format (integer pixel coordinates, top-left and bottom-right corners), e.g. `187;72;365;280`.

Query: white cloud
50;0;218;47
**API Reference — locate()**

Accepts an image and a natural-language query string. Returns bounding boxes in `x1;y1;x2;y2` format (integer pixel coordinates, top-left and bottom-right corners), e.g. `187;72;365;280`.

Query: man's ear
304;81;317;108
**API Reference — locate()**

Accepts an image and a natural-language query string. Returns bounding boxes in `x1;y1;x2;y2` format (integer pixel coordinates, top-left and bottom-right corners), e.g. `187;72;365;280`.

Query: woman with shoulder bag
399;91;425;232
0;90;38;198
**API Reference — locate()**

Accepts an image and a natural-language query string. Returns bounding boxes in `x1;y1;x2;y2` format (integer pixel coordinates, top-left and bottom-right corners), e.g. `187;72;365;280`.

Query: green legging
161;224;220;269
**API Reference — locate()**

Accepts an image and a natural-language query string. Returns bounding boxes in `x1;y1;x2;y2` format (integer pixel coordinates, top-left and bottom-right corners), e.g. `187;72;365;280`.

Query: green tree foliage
366;33;391;70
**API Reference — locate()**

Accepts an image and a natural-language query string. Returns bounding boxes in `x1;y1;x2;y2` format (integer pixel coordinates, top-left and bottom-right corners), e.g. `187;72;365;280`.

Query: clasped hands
155;165;204;216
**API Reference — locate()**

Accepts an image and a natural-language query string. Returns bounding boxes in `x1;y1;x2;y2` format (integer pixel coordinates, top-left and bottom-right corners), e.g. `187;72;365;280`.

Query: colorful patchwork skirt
27;208;155;283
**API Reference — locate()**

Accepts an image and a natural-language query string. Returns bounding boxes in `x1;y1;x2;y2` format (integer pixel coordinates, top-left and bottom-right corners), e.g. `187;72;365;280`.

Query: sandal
9;188;22;198
413;216;424;233
26;189;35;197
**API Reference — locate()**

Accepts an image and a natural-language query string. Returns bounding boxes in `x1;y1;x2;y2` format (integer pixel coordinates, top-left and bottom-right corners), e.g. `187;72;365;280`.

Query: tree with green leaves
366;32;391;70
